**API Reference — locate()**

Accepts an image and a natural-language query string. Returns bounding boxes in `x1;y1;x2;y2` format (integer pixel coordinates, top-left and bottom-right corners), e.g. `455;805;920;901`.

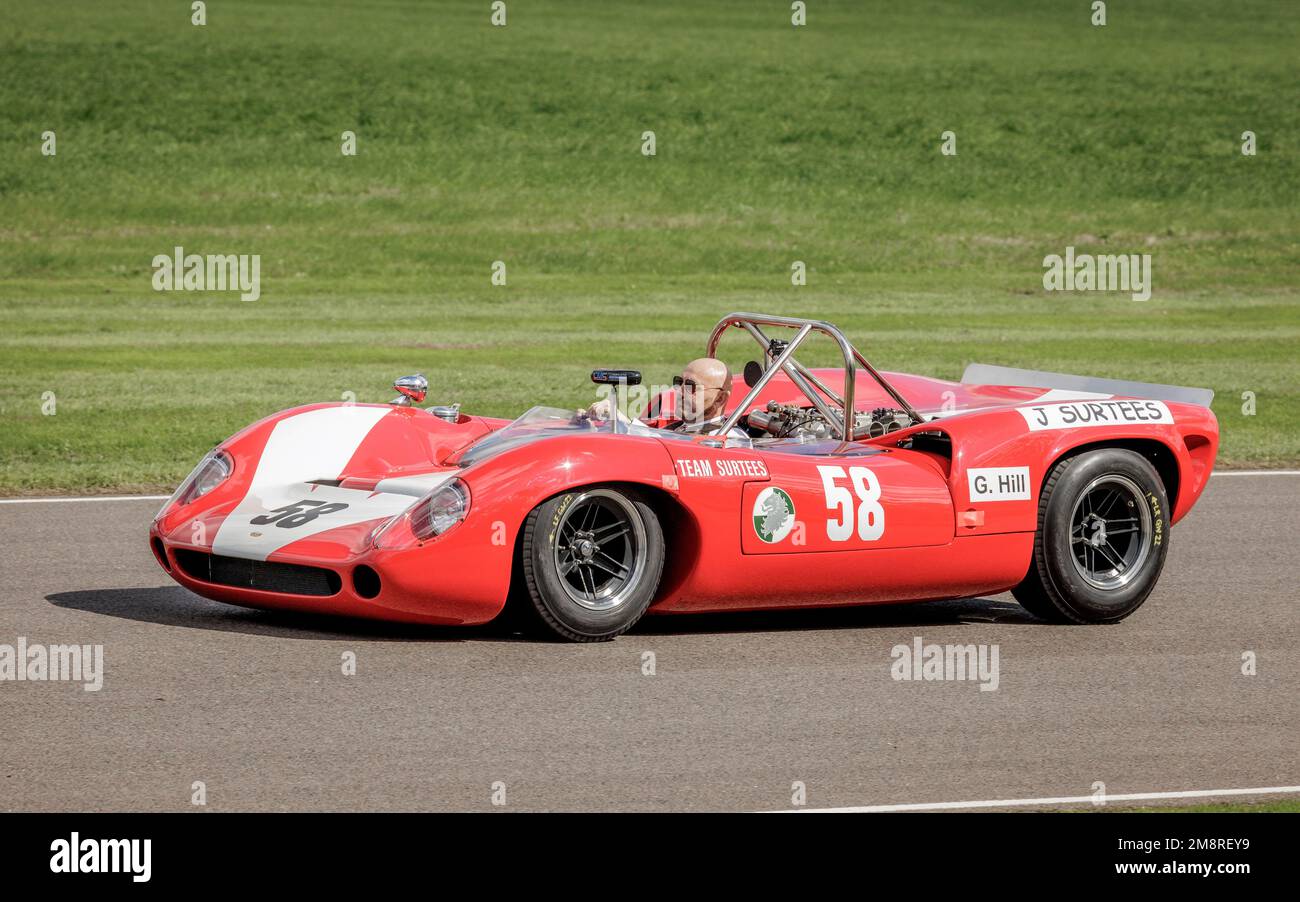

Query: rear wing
961;364;1214;407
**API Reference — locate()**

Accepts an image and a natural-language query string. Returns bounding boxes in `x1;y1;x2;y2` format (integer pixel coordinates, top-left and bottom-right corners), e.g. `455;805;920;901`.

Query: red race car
150;313;1219;641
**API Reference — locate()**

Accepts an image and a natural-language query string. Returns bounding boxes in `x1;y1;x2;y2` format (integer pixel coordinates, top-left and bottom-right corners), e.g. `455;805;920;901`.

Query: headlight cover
158;449;233;519
410;479;471;540
373;478;471;548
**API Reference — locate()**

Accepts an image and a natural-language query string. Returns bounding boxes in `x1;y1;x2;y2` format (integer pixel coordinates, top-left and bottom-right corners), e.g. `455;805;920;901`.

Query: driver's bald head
683;357;730;389
680;357;732;422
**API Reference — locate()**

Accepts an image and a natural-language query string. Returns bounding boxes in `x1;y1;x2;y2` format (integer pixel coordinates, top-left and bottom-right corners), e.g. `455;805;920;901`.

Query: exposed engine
746;401;913;440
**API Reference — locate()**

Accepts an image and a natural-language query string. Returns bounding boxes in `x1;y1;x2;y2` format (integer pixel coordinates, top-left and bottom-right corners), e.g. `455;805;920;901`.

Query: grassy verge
1108;799;1300;813
1;1;1296;493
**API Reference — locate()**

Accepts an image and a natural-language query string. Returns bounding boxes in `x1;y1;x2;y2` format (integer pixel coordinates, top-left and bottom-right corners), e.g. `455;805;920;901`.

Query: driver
582;357;748;440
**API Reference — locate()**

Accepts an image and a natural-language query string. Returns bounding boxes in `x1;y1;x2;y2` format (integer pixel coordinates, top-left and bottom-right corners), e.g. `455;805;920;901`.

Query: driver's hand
583;398;614;420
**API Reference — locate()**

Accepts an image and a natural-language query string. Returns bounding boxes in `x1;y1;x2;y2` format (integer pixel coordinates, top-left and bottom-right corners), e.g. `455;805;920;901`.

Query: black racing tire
1012;448;1169;624
520;486;665;642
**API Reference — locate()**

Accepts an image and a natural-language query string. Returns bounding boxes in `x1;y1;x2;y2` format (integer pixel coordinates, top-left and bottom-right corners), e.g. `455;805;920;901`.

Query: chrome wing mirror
391;374;428;406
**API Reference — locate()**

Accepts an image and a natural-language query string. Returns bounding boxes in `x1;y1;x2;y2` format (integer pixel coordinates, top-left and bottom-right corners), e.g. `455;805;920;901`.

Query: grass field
1114;799;1300;813
1;1;1296;493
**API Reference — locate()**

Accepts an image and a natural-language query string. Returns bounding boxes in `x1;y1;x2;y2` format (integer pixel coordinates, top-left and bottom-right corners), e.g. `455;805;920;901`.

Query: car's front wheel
1012;448;1169;623
520;486;665;641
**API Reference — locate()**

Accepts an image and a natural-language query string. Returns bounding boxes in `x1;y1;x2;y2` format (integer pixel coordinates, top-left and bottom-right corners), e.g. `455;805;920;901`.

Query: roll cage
707;312;924;441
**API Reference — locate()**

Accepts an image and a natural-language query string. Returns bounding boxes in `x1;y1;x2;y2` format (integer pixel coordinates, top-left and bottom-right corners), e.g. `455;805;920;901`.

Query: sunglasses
673;376;719;394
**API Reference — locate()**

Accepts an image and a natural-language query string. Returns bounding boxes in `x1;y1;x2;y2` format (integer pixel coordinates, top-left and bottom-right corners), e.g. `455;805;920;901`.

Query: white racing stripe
242;405;392;491
212;406;404;560
211;482;416;560
772;784;1300;813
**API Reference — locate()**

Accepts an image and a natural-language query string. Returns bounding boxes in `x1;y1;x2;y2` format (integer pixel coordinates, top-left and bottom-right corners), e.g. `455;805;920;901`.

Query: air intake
174;549;341;597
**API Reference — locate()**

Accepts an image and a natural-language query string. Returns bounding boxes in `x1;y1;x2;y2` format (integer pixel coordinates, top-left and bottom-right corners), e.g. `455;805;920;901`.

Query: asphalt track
1;474;1296;812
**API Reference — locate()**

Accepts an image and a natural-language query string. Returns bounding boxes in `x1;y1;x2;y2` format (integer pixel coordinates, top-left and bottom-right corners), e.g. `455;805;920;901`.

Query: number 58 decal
816;465;885;542
250;499;349;529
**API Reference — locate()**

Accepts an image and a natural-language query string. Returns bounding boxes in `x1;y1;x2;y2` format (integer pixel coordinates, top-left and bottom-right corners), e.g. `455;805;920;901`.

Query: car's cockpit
600;312;927;450
454;314;935;465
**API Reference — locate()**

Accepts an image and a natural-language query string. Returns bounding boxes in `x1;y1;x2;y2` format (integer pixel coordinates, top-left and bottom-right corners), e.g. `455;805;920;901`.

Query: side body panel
648;439;1028;613
870;398;1220;538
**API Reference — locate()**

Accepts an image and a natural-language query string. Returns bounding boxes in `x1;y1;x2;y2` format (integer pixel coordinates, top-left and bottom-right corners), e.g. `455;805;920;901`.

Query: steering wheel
573;410;603;431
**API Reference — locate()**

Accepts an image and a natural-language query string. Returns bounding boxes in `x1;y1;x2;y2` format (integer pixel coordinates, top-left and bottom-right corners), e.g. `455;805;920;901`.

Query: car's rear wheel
1012;448;1169;624
520;486;664;641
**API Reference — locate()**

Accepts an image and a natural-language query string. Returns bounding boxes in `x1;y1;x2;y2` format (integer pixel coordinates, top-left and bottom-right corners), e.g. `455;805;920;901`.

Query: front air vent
352;565;382;599
174;549;341;597
150;537;171;571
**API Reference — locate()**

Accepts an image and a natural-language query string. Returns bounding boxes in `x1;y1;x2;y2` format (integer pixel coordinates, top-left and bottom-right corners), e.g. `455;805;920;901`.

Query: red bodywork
149;368;1218;626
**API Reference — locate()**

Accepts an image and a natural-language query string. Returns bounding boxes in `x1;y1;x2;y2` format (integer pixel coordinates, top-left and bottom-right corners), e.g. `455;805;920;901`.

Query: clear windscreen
451;406;609;466
451;405;757;466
